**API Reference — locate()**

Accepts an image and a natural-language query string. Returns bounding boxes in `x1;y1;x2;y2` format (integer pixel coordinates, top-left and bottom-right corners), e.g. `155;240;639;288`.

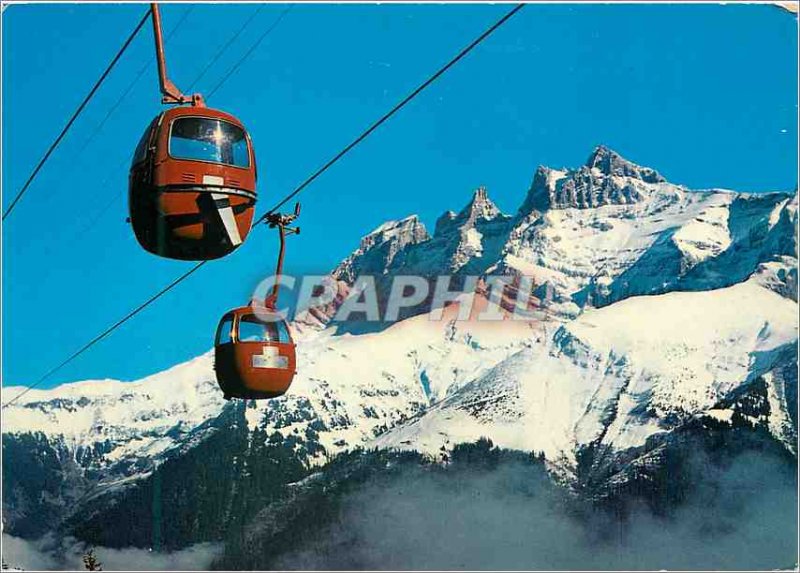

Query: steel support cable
256;3;525;220
2;8;151;221
1;3;525;408
206;5;294;99
2;261;209;408
64;4;283;250
33;6;195;275
187;4;264;92
73;5;195;159
36;5;284;277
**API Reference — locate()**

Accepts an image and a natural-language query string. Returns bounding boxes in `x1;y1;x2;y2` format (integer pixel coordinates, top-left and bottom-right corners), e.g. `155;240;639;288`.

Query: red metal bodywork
214;204;301;400
129;4;257;260
215;307;297;399
128;106;257;260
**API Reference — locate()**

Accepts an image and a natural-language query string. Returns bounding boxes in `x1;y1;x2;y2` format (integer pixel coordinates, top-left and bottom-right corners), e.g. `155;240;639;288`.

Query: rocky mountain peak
435;186;503;237
365;215;428;246
517;146;668;215
585;145;666;184
333;215;431;282
465;186;500;219
516;166;567;216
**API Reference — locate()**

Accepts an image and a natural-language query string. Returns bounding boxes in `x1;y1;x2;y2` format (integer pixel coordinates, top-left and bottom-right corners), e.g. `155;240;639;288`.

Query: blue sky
2;3;797;389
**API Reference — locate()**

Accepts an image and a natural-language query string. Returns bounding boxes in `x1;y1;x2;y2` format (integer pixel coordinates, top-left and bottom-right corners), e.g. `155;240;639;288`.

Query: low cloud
276;451;798;571
4;450;796;571
1;534;221;571
1;534;59;570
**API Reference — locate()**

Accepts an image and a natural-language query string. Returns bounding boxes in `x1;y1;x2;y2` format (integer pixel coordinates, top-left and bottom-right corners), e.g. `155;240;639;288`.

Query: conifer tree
83;548;102;571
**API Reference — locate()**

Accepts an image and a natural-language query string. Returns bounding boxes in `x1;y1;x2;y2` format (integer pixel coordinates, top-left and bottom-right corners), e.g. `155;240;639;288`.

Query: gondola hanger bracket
265;202;301;233
151;4;205;108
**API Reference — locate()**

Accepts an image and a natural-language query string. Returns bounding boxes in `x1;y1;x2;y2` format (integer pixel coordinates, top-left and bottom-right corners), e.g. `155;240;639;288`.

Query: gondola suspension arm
263;203;301;309
150;3;204;106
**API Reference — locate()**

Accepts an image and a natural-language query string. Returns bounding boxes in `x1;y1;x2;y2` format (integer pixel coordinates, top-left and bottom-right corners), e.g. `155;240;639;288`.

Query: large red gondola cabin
129;3;257;260
129;106;257;260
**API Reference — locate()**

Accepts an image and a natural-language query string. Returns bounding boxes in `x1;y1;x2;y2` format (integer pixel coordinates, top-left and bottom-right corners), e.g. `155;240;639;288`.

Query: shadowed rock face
586;145;666;184
518;146;668;214
397;186;512;276
332;215;431;284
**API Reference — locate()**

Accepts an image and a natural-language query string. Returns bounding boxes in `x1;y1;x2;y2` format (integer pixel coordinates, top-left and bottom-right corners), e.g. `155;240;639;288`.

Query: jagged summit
518;145;669;214
335;146;794;303
462;186;501;221
435;186;504;237
367;214;427;239
585;145;666;184
333;214;430;282
431;186;511;273
337;147;674;281
332;186;514;282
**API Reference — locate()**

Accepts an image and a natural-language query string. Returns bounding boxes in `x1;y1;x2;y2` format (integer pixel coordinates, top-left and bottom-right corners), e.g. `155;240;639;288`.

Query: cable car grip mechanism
261;203;301;310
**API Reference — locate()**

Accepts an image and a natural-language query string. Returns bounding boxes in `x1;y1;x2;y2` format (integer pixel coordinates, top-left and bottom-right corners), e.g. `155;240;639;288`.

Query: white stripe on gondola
212;192;243;246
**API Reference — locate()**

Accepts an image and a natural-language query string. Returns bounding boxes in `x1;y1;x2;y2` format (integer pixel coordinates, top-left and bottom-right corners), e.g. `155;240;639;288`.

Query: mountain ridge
3;145;797;545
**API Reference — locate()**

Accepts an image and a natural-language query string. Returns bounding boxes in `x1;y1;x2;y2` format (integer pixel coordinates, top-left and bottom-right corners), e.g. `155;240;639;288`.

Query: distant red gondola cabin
129;106;257;260
214;306;296;400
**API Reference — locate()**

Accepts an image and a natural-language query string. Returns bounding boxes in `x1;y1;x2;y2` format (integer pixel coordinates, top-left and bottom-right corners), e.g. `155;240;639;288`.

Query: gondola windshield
169;117;250;167
238;315;291;343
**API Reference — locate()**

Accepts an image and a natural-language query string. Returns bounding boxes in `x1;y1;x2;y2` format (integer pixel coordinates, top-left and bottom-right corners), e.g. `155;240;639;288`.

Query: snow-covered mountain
374;274;797;466
3;146;797;541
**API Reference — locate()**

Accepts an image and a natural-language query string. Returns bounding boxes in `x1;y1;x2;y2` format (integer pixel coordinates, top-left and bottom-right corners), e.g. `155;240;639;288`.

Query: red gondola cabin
129;106;257;260
215;306;296;400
